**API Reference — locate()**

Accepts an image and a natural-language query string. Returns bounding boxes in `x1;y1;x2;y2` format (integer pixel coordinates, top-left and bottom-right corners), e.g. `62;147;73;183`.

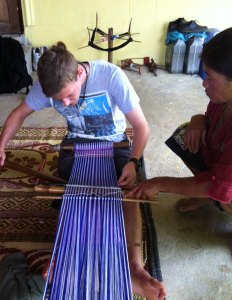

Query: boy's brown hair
37;41;79;97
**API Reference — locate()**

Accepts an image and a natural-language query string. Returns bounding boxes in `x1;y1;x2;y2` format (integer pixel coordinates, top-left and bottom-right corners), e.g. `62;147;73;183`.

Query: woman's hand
184;115;207;153
125;178;160;201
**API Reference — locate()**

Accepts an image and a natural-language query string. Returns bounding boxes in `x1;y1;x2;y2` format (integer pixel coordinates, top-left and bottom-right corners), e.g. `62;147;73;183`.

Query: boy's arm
0;102;34;166
126;105;150;159
118;105;150;187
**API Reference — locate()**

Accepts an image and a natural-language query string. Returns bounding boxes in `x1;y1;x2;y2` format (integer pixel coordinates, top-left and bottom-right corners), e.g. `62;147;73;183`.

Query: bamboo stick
35;184;159;204
35;195;158;204
5;160;67;184
35;184;123;194
35;184;65;193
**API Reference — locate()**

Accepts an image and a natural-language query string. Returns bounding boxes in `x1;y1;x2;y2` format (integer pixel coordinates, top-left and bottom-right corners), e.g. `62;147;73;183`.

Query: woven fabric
0;127;157;300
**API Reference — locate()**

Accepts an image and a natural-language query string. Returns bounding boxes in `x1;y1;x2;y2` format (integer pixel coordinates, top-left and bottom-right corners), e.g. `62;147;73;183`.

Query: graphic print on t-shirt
54;91;116;137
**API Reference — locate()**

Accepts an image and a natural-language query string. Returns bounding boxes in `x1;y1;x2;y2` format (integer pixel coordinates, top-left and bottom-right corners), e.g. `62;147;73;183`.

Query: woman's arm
126;176;210;200
184;114;208;153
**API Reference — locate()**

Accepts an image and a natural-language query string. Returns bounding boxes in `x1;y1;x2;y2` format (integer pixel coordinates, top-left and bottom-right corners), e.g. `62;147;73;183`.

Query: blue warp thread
43;142;132;300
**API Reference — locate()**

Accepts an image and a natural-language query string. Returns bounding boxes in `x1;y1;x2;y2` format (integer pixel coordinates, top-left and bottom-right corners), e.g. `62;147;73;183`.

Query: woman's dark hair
201;27;232;80
37;41;79;97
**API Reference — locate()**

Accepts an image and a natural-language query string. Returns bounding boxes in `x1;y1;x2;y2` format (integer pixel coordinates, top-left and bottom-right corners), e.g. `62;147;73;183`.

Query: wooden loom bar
35;184;159;204
5;141;131;183
52;141;131;152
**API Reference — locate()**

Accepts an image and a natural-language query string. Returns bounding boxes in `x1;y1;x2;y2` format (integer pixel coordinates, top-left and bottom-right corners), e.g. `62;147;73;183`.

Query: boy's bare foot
131;264;166;300
176;198;212;212
41;259;54;281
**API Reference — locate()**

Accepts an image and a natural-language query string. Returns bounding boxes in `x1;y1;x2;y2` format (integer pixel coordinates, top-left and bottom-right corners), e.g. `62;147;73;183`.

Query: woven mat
0;127;67;242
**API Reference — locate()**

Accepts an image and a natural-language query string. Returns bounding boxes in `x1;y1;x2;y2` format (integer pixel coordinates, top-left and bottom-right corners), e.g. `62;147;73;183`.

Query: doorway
0;0;23;34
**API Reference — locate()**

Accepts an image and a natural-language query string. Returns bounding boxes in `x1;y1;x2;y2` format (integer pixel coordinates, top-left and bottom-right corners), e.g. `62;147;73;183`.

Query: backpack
0;36;33;94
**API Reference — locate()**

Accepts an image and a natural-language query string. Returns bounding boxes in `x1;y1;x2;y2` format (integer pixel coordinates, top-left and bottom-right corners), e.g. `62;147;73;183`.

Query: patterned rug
0;127;67;242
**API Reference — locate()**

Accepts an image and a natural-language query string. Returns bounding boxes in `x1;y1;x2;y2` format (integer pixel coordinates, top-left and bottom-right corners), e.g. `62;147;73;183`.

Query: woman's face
203;65;232;104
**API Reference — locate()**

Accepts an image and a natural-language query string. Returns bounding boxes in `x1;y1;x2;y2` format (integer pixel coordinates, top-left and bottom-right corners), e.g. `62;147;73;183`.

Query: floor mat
0;127;66;242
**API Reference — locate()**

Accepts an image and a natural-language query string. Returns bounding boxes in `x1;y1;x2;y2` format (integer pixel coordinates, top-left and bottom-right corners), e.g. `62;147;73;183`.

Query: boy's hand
0;150;6;167
118;162;137;189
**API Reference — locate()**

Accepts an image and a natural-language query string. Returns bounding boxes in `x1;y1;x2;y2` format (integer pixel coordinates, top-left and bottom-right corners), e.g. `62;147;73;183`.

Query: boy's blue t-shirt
25;60;140;142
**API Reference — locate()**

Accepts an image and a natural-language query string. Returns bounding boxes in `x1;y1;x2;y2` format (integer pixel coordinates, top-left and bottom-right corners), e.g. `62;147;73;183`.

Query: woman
127;27;232;216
